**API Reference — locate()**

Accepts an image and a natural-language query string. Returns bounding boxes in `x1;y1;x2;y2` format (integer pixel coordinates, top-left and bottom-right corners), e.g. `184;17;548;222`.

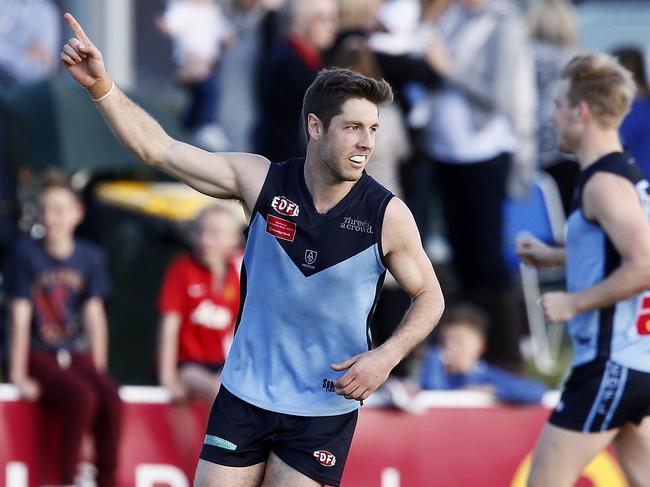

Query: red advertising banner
0;387;629;487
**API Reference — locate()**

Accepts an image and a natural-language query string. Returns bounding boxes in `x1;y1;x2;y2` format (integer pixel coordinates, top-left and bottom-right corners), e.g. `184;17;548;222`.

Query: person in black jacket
255;0;338;162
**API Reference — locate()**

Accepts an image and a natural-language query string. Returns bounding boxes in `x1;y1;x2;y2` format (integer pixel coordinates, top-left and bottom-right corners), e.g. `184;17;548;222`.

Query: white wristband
91;81;115;102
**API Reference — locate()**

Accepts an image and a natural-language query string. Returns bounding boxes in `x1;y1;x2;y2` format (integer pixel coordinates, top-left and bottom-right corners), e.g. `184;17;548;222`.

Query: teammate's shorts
550;358;650;432
199;386;358;486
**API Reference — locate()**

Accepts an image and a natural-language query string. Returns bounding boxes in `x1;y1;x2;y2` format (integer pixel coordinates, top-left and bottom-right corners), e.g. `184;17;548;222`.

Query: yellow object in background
95;181;245;222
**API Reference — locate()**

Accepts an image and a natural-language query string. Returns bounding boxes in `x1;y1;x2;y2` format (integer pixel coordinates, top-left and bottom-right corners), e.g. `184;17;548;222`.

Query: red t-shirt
158;253;241;365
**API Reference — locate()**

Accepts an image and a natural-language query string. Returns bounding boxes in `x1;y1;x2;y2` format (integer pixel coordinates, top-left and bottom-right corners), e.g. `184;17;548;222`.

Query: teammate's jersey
566;152;650;371
220;158;393;416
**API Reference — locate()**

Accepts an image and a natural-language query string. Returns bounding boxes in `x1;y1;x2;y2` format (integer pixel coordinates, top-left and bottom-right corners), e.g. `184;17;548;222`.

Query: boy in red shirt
158;205;242;403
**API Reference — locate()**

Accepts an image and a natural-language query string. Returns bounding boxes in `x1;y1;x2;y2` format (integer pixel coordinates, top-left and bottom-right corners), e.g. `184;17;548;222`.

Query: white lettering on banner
6;462;27;487
135;464;189;487
381;467;401;487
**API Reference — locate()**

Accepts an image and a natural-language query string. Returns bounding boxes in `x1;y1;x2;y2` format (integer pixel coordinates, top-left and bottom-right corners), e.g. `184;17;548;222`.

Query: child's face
440;323;485;373
40;188;83;240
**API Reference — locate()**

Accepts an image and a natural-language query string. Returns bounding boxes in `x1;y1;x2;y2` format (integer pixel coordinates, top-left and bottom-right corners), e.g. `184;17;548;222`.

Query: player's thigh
261;452;322;487
194;458;265;487
527;423;618;487
613;416;650;487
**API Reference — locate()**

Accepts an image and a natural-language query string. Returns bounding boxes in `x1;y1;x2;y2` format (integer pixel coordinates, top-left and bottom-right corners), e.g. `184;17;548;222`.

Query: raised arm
60;13;269;210
332;198;444;401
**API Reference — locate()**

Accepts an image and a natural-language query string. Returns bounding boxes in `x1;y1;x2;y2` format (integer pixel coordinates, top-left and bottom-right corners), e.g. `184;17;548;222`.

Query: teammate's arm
332;198;444;401
8;299;40;401
516;236;566;268
60;13;269;210
541;172;650;323
82;297;109;372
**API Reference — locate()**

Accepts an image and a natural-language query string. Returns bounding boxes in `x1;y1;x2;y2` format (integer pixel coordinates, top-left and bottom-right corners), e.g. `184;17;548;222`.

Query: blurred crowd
1;0;650;480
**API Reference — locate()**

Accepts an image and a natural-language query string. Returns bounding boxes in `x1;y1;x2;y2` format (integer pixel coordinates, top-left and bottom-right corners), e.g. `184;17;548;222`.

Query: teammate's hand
540;291;577;324
14;377;41;402
331;349;394;402
60;13;107;88
516;236;560;268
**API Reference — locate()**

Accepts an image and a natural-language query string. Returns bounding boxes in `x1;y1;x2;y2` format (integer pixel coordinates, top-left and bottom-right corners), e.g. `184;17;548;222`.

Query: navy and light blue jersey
220;158;393;416
566;152;650;371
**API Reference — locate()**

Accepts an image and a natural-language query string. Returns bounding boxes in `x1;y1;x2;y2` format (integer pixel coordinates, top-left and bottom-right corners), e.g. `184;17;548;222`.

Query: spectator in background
0;0;60;87
157;0;234;151
420;304;547;404
528;0;580;215
615;46;650;179
0;0;60;264
158;205;242;404
4;172;122;487
255;0;338;162
218;0;268;152
424;0;537;371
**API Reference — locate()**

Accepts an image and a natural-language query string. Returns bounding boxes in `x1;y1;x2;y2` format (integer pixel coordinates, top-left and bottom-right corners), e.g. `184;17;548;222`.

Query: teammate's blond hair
561;53;636;129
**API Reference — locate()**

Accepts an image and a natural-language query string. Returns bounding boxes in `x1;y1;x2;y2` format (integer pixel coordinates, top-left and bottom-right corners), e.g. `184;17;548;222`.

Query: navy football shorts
199;386;358;486
550;358;650;433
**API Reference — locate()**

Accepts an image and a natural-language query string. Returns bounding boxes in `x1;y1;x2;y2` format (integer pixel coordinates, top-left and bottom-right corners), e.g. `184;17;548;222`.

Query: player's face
40;188;83;240
552;81;582;154
318;98;379;183
440;324;485;373
195;210;240;266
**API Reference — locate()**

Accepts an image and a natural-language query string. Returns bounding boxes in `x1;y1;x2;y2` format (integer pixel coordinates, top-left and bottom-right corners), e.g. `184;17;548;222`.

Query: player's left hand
540;291;577;324
331;349;395;401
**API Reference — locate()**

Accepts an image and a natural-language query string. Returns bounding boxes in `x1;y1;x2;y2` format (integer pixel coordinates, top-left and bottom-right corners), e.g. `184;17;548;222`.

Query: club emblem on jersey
305;249;318;265
313;450;336;467
271;196;300;217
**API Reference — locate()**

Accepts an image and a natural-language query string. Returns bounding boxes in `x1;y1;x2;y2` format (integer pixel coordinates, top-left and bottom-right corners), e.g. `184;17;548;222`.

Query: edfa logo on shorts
271;196;300;217
313;450;336;467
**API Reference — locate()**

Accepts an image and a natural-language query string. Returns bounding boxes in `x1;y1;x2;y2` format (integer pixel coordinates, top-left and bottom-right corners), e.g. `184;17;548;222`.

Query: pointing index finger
64;13;89;43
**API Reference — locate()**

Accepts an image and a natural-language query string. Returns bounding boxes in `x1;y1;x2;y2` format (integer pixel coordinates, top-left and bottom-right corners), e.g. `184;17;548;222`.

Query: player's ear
307;113;322;141
576;101;589;123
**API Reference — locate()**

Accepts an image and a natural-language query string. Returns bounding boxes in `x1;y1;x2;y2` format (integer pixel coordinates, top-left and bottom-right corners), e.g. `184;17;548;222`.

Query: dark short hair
439;304;489;337
301;67;394;140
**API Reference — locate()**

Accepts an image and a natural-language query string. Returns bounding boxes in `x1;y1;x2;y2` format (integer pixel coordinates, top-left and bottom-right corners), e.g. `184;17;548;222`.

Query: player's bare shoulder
381;197;421;255
582;170;637;221
227;152;272;211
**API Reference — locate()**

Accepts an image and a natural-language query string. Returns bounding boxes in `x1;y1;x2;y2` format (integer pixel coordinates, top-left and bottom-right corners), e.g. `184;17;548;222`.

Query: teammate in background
420;304;547;404
4;172;122;487
60;13;443;487
517;53;650;487
158;205;242;404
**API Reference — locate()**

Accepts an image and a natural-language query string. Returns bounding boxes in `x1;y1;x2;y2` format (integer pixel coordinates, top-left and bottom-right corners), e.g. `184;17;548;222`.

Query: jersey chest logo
266;215;296;242
271;196;300;217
